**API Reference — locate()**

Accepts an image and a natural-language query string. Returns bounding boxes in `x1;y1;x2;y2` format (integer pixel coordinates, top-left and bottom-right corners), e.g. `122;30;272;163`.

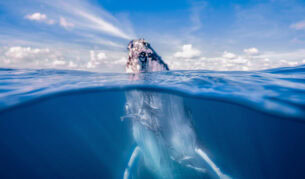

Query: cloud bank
0;46;126;72
1;43;305;73
166;44;305;71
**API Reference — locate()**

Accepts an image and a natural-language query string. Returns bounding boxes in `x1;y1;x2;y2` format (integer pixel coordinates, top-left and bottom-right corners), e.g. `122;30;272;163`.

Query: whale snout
126;38;169;73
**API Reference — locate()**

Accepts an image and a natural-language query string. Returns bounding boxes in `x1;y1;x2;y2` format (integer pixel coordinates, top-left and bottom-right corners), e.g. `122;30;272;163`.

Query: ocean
0;65;305;178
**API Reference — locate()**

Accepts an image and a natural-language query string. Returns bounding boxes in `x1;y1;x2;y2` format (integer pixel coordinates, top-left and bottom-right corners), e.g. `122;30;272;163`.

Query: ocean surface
0;65;305;179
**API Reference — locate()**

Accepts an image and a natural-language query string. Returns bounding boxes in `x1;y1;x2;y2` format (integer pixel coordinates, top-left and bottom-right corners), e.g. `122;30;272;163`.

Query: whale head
126;38;169;73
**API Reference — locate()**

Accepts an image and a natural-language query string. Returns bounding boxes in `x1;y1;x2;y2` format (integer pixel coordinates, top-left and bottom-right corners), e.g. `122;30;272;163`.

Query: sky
0;0;305;72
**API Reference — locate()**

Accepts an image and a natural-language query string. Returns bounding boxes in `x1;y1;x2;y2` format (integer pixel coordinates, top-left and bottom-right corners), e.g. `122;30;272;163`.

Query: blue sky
0;0;305;72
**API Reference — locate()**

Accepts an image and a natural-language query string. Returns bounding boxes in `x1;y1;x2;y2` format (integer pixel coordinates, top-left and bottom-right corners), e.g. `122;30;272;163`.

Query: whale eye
139;52;147;62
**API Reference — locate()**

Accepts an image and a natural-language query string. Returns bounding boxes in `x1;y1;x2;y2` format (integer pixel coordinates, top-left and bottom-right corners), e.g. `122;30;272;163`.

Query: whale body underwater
123;39;229;179
0;41;305;178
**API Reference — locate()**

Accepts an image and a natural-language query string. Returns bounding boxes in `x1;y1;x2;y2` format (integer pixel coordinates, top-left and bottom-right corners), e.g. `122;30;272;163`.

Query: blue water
0;65;305;178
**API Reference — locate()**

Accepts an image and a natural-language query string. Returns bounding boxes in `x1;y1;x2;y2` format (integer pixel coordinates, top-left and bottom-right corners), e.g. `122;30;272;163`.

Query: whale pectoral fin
123;146;141;179
194;147;231;179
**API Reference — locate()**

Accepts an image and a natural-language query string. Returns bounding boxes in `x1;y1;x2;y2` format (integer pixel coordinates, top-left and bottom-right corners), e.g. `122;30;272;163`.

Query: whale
123;39;230;179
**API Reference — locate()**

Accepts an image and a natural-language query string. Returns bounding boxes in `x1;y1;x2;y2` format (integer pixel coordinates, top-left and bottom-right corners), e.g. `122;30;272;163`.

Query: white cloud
1;45;305;73
290;20;305;30
5;46;50;59
2;46;61;68
39;0;134;40
189;1;206;33
68;61;78;68
59;17;75;29
244;48;259;55
87;50;106;68
97;52;107;60
25;12;47;21
0;0;134;62
0;46;126;72
167;47;305;71
222;51;237;59
174;44;201;58
73;9;131;39
25;12;55;25
53;60;66;66
169;44;296;72
85;50;127;70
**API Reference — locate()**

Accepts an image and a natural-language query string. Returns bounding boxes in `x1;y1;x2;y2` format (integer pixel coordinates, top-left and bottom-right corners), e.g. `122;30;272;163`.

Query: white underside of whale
123;90;230;179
